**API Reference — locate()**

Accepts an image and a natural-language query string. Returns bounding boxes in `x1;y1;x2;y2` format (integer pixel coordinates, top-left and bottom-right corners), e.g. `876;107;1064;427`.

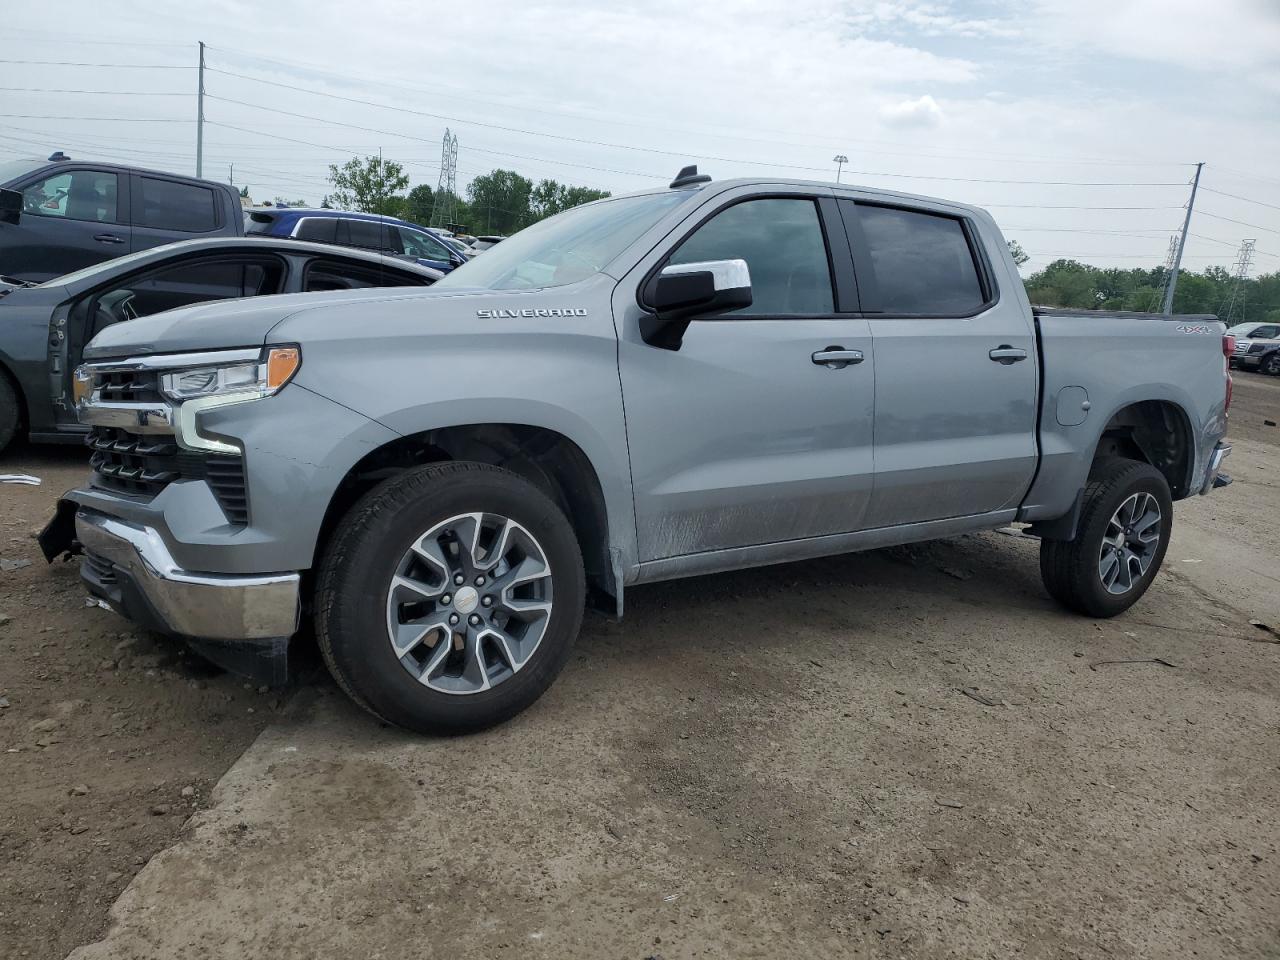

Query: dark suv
0;154;244;283
244;207;468;273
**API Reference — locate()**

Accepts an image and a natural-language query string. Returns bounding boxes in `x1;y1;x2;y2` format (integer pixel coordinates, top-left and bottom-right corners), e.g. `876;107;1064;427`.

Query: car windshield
1227;323;1259;336
434;191;689;291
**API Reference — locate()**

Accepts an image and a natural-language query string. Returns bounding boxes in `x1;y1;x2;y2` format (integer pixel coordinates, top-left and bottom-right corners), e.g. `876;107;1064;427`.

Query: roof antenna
669;165;711;189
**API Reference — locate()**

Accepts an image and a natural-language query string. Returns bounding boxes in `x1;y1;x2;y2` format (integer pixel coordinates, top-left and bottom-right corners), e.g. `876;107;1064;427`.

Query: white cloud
880;95;944;128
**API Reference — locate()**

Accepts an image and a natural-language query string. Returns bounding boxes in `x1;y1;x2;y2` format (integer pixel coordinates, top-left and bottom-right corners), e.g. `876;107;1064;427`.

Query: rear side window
295;218;337;243
139;178;217;232
304;259;432;291
22;169;119;223
344;219;384;250
667;197;834;316
855;205;986;316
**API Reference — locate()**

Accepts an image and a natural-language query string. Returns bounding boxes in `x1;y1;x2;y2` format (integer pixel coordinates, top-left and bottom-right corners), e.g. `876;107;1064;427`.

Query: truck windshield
435;191;689;291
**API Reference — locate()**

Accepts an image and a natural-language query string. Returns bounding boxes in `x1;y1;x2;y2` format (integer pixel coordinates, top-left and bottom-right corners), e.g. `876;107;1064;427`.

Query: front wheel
316;461;585;734
1263;352;1280;376
1039;458;1173;618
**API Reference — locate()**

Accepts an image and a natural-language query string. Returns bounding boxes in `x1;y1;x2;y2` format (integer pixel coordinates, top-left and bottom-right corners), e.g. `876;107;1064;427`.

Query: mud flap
38;498;80;562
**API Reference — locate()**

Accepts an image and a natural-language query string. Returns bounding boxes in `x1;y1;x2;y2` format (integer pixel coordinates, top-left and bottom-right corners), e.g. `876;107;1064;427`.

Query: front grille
87;426;249;525
96;369;163;404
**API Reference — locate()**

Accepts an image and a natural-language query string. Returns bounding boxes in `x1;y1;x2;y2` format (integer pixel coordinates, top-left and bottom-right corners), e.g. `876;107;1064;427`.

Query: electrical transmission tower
429;129;459;229
1219;239;1256;325
1148;234;1180;313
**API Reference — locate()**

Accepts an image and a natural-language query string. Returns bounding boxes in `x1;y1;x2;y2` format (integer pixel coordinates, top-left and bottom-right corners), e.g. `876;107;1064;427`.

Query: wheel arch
313;423;619;608
0;357;28;439
1091;398;1195;500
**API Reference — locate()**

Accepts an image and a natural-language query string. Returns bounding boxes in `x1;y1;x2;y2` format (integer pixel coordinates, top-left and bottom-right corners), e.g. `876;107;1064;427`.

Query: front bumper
73;508;301;640
1199;441;1232;495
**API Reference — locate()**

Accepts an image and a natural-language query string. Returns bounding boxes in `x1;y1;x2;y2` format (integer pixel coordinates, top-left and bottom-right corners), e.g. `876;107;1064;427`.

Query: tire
1263;352;1280;377
315;461;585;735
0;372;19;454
1039;457;1173;618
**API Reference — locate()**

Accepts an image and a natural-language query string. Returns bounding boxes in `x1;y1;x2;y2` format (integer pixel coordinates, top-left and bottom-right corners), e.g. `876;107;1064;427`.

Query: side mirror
640;259;752;349
0;188;21;225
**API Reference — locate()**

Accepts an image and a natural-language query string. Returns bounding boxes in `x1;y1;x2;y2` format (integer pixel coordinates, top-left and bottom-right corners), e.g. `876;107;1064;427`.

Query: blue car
244;207;468;273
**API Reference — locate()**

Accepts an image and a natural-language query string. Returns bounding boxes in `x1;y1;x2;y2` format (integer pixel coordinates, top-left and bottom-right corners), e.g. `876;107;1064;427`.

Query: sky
2;0;1279;275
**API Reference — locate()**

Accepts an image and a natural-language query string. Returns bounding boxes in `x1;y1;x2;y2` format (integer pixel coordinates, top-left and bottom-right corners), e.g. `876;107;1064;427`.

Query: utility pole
228;163;233;186
1161;161;1203;316
195;41;205;178
833;154;848;184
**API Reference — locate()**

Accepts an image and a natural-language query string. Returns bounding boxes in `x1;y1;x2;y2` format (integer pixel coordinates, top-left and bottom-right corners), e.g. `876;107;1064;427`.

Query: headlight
160;346;301;401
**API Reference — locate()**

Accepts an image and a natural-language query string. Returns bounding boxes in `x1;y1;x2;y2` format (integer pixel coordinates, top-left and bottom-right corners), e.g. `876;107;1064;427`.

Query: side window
90;258;282;334
139;178;217;232
295;218;338;243
399;228;450;260
344;220;384;250
23;170;119;223
667;198;834;316
855;205;986;316
1255;325;1279;339
304;259;431;291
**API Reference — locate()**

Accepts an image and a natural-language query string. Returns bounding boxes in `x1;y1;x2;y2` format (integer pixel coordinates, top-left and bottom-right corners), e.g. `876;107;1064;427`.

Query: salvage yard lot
3;376;1279;960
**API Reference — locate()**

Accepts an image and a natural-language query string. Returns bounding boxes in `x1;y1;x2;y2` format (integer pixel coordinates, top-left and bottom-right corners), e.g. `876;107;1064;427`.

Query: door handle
989;345;1028;364
812;346;864;369
93;233;124;244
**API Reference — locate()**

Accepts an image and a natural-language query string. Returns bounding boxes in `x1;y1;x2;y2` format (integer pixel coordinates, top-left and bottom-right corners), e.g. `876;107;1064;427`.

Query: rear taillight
1223;335;1234;413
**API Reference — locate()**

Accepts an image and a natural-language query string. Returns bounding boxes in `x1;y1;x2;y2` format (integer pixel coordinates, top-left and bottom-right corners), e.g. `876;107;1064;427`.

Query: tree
238;185;250;198
1007;240;1029;268
323;155;410;214
400;184;434;226
529;179;611;221
466;169;535;234
273;196;308;207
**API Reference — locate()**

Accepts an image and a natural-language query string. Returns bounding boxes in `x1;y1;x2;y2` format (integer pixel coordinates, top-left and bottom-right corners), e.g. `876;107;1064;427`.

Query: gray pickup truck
40;168;1234;734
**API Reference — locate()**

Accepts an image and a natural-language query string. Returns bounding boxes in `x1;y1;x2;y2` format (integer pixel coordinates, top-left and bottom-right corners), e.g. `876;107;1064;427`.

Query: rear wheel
316;461;585;734
0;372;19;453
1039;457;1173;618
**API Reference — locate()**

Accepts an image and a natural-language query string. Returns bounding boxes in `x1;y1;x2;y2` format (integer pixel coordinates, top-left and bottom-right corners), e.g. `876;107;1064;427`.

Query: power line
200;79;1191;187
0;114;191;122
1197;210;1280;236
1198;186;1280;212
205;46;1193;169
0;87;188;95
0;59;191;68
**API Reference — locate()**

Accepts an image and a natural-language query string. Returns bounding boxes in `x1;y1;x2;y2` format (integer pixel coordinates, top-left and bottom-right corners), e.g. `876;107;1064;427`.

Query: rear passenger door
838;199;1038;526
129;175;222;253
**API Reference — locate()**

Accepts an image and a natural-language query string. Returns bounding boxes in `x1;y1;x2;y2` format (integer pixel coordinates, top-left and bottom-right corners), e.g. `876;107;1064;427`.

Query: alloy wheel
1097;492;1162;595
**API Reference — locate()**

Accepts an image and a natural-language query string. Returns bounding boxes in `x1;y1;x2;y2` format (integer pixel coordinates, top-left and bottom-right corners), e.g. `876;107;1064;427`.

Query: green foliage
323;155;410;214
1024;258;1280;322
466;169;535;235
400;184;435;226
273;196;308;208
238;185;250;198
1007;240;1029;268
529;180;611;222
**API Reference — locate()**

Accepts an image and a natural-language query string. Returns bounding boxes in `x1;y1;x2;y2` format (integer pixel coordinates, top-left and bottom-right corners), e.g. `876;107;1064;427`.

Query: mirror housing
640;259;752;349
0;188;21;225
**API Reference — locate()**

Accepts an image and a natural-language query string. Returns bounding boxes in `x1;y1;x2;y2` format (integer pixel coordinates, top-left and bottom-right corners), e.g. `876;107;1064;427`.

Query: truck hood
81;286;477;360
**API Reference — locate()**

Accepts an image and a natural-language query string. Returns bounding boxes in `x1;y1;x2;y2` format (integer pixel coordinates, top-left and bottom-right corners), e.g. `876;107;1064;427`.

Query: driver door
617;191;876;562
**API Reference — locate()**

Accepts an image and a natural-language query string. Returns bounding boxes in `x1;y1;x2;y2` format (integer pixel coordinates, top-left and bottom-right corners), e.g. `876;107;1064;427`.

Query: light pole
833;154;848;184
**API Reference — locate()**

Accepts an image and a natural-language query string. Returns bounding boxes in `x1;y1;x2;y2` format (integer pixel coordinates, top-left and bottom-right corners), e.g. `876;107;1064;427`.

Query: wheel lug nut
481;595;493;607
448;613;460;626
440;593;451;605
454;574;464;586
468;614;481;626
475;575;486;586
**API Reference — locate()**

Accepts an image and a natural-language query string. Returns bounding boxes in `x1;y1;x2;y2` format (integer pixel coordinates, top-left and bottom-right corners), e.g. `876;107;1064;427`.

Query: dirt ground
3;376;1279;960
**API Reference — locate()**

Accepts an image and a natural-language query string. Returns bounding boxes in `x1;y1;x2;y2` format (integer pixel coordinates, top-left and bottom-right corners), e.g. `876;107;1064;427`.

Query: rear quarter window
294;218;338;243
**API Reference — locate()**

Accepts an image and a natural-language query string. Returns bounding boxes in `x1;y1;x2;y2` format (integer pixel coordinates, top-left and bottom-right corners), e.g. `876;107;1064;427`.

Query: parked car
470;235;506;253
0;236;440;452
0;154;245;283
42;168;1232;735
244;208;469;272
1227;321;1280;371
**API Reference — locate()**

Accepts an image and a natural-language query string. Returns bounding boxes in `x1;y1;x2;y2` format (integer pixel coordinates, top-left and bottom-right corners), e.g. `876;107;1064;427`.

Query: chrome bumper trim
1199;442;1231;496
77;400;174;434
75;510;299;639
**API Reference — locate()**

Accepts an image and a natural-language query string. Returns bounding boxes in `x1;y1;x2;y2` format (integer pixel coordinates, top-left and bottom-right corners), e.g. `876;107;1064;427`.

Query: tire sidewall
320;466;584;733
1265;353;1280;376
1075;463;1173;617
